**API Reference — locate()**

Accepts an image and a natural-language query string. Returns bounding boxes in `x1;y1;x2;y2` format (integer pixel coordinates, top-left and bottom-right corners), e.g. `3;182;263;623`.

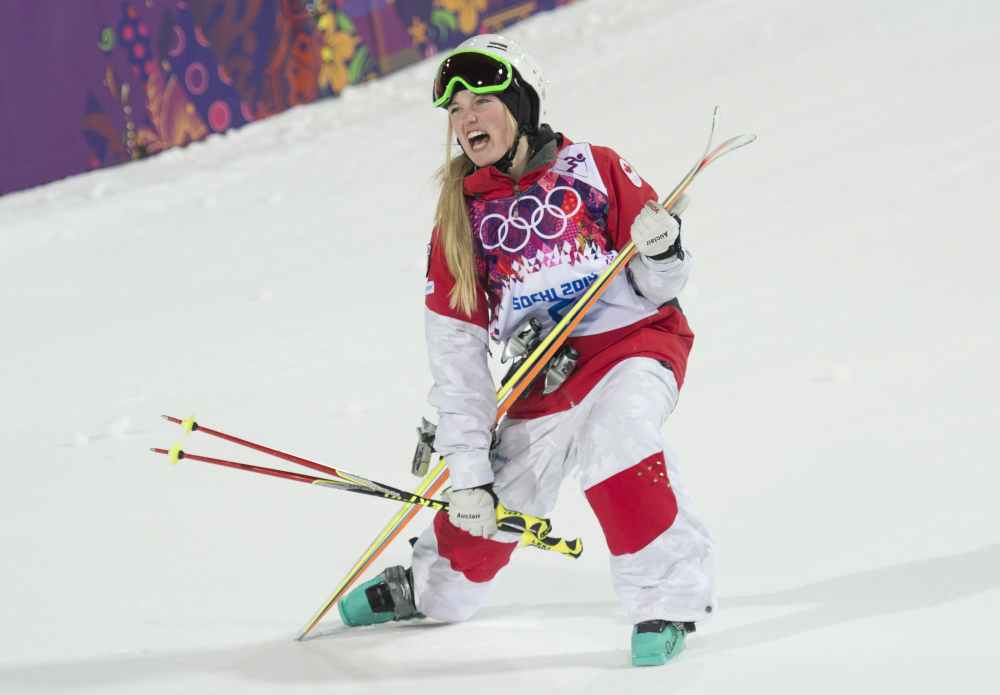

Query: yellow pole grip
495;502;552;540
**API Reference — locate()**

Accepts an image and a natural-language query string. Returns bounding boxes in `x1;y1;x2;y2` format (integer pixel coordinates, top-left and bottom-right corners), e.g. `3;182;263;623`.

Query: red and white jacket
424;133;694;490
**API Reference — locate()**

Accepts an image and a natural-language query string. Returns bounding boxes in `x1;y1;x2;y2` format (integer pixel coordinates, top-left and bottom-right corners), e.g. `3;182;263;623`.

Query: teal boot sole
631;622;686;666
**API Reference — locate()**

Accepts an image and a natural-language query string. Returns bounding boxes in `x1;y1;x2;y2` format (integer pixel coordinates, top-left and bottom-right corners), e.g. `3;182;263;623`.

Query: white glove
448;487;498;538
631;194;688;262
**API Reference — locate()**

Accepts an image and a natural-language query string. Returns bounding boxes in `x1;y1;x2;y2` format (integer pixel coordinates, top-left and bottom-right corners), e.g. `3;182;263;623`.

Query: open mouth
467;130;490;152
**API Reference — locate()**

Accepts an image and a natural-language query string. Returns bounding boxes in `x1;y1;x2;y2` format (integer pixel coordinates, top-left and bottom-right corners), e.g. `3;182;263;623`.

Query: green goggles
432;50;514;108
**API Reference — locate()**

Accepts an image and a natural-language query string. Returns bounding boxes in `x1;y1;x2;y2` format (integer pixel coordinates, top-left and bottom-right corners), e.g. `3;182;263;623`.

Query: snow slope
2;0;999;692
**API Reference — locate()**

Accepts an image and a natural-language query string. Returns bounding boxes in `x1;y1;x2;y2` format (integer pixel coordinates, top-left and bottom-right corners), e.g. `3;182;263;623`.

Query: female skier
337;34;716;666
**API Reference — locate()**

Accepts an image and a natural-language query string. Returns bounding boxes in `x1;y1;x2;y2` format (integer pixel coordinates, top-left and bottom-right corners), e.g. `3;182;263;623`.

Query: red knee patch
585;452;678;556
433;511;517;583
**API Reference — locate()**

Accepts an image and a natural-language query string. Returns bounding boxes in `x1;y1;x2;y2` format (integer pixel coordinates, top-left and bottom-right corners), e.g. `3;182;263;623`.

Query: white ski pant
411;357;717;625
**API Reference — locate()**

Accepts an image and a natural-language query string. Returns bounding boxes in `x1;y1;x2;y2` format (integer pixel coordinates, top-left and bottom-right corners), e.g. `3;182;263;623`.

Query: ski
295;107;755;639
497;110;755;411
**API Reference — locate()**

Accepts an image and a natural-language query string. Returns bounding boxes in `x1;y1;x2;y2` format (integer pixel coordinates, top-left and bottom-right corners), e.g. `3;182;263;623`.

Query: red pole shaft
162;416;342;479
152;448;327;485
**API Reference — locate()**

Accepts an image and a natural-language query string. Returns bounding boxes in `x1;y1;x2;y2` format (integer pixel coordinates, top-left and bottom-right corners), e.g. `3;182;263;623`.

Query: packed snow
2;0;998;692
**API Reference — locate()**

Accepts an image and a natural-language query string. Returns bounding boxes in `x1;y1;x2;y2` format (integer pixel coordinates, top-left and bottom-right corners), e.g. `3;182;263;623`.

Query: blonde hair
434;109;521;317
434;120;478;316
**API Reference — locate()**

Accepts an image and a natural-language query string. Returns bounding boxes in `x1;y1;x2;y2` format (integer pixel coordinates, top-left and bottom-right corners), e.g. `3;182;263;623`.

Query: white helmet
431;34;547;134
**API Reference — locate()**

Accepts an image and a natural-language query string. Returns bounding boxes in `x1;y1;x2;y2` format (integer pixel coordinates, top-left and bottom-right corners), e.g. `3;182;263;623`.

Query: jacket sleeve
424;229;497;490
626;251;693;306
592;145;692;306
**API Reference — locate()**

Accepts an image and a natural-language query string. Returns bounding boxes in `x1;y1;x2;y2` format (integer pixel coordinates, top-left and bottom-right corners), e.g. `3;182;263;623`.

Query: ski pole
161;414;431;500
161;414;353;480
158;417;556;536
157;416;584;549
150;446;574;554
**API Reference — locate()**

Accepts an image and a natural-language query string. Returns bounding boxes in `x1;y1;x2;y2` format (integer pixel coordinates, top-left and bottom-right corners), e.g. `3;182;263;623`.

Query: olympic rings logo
478;186;583;254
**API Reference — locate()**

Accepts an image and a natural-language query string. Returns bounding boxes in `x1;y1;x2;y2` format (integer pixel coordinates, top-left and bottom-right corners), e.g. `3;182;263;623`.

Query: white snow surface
2;0;999;692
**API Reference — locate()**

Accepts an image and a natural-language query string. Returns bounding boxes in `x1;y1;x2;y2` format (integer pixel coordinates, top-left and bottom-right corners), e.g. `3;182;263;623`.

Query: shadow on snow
2;543;997;688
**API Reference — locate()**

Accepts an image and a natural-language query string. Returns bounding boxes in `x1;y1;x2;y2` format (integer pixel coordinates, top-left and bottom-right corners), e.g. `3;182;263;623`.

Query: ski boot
338;565;419;627
631;620;693;666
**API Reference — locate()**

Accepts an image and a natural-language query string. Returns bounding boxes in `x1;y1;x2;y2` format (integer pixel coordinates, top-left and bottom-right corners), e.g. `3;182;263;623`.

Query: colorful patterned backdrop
0;0;579;196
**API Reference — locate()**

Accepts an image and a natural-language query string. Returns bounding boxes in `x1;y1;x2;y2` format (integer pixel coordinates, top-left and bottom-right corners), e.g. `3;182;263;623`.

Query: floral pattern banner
0;0;578;196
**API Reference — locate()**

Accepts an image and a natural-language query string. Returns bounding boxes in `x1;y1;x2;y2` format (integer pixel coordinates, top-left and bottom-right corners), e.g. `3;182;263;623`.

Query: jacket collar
463;125;569;199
